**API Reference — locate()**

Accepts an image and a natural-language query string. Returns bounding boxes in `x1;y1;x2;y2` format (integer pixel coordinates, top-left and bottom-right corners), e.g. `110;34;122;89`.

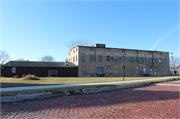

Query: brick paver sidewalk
1;81;180;119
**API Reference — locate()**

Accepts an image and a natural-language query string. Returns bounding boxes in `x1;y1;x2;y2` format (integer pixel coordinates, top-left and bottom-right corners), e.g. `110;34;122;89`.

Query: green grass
1;77;178;97
1;76;178;88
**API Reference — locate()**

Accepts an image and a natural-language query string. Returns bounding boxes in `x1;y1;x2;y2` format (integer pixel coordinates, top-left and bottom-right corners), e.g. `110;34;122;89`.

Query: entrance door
142;67;146;74
97;67;103;74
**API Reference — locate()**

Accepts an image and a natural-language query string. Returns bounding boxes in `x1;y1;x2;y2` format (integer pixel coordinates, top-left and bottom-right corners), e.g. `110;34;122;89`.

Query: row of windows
89;48;163;55
81;54;167;63
102;65;168;72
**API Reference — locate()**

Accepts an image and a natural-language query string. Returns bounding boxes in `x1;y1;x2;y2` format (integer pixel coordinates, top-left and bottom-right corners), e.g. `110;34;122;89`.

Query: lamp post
122;54;126;81
174;62;176;75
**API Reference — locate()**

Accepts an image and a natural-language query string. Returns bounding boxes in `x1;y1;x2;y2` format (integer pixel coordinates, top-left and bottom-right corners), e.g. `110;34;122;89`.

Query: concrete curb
1;78;179;103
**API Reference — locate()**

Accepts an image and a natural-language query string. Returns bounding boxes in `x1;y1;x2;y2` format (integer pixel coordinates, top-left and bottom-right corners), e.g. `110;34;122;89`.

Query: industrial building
68;44;170;77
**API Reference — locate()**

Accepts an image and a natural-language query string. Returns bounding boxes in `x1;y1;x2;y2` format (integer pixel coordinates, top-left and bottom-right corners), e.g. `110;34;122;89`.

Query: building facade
68;44;170;77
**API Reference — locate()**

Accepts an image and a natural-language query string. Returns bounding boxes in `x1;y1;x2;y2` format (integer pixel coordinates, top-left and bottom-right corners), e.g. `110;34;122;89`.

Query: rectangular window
161;67;163;71
115;56;117;62
141;57;144;62
150;58;152;62
73;50;75;53
159;58;161;62
111;57;114;62
90;48;93;51
131;57;133;62
128;57;131;62
156;58;158;62
153;58;155;62
148;52;151;54
107;65;110;69
147;58;149;62
122;56;125;62
73;57;75;62
144;58;146;62
137;57;140;62
81;54;85;61
107;56;110;61
76;55;77;61
99;55;102;62
136;51;138;54
161;58;163;63
166;67;168;71
118;57;121;62
106;49;110;52
90;55;93;61
154;67;156;72
135;57;137;62
122;50;125;53
12;67;16;73
123;66;125;69
165;58;167;63
148;66;150;71
160;53;162;55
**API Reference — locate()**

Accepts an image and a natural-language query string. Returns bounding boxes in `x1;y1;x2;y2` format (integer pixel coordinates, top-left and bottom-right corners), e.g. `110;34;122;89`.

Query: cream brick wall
68;47;79;66
77;46;169;77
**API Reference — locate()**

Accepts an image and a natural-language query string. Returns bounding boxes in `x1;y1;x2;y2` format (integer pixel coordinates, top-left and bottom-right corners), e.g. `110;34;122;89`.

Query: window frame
81;54;85;61
90;55;93;61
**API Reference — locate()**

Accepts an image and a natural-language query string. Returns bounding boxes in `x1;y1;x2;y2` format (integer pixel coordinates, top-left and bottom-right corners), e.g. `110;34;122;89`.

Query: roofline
78;46;169;53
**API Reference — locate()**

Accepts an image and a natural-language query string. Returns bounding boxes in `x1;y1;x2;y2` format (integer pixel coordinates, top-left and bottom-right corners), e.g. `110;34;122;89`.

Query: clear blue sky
1;0;180;61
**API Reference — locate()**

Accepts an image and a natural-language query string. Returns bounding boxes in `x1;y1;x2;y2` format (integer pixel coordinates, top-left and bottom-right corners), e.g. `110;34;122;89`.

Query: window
147;58;149;62
90;48;93;51
107;65;110;69
73;50;75;53
122;56;125;62
76;55;77;61
136;51;138;54
123;66;125;69
135;57;137;62
161;67;163;71
99;55;102;62
122;50;125;53
107;74;110;77
165;58;167;63
76;48;77;51
81;54;85;61
111;57;114;62
148;52;151;54
107;56;110;61
73;57;75;62
156;58;158;62
153;58;155;62
159;58;161;62
12;67;16;73
128;57;131;62
131;57;133;62
115;56;117;62
90;55;93;61
154;67;156;71
148;66;150;71
106;49;110;52
138;57;140;62
166;67;168;71
160;53;162;55
150;58;152;62
141;57;144;62
161;58;163;63
119;57;121;62
144;58;146;62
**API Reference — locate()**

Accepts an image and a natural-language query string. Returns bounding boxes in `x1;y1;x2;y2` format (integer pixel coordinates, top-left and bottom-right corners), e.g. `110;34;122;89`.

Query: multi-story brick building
68;44;170;77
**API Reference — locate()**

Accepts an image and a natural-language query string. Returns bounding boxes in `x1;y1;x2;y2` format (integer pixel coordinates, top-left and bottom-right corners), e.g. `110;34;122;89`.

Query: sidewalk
1;76;179;92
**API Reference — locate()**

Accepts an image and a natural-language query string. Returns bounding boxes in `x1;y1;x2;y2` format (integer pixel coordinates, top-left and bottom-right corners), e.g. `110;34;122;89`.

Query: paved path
1;76;179;92
1;80;180;118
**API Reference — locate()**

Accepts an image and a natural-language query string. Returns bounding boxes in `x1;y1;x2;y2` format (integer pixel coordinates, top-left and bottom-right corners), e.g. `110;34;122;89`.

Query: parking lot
1;81;180;119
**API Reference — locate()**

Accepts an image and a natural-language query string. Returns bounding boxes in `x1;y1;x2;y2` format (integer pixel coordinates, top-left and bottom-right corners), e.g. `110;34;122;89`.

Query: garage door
97;67;103;74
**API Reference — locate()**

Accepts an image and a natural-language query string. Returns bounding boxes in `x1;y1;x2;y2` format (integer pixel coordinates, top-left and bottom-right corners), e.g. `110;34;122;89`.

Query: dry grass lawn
0;76;177;88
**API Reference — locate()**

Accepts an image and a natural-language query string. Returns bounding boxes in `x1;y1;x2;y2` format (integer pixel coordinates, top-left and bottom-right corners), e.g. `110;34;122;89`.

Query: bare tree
0;50;10;64
66;39;89;50
41;55;55;62
16;58;26;61
169;56;180;69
